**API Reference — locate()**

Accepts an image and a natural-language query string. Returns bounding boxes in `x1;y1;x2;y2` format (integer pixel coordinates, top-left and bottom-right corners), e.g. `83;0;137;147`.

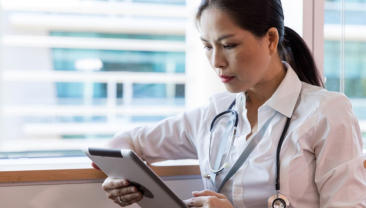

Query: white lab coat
109;64;366;208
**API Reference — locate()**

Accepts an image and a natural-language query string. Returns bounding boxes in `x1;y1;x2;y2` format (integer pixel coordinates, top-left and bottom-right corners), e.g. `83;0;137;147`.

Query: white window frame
303;0;325;77
0;1;4;141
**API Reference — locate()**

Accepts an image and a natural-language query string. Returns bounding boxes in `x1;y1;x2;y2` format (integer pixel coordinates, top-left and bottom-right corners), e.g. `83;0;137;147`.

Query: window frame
0;157;200;184
303;0;325;76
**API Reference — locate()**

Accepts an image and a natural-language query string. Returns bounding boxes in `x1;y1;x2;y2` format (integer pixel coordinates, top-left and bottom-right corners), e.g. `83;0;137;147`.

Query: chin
224;85;244;93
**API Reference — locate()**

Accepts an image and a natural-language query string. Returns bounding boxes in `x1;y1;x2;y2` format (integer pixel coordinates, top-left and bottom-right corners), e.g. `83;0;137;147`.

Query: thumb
192;190;226;199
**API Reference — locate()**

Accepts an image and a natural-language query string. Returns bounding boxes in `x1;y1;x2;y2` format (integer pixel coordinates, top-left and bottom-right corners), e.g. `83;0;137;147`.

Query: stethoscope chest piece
268;193;290;208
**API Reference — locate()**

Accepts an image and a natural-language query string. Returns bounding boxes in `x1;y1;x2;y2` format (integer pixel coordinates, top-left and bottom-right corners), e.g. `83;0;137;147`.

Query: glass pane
0;0;188;157
0;0;306;158
324;0;366;150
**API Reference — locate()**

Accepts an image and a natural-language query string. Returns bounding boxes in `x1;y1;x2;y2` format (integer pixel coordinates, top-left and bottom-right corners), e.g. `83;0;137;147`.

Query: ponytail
280;27;324;87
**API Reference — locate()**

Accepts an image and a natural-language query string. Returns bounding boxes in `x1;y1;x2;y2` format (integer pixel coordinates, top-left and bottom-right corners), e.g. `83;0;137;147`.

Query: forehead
199;7;244;40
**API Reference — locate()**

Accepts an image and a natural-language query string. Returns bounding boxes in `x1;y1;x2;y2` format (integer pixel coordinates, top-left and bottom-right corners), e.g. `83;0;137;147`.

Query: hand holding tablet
102;177;143;206
85;148;187;208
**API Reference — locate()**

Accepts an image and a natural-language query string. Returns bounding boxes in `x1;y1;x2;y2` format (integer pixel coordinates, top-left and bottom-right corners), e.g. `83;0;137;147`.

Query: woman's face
199;7;277;93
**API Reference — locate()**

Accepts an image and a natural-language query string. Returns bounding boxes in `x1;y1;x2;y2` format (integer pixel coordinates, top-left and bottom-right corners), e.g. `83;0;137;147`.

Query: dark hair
196;0;324;87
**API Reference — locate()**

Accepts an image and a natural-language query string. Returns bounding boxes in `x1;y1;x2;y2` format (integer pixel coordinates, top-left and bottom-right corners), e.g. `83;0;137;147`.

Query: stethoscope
204;99;292;208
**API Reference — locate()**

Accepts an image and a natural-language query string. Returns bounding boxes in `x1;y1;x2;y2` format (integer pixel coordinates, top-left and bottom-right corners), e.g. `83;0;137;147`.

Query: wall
0;176;203;208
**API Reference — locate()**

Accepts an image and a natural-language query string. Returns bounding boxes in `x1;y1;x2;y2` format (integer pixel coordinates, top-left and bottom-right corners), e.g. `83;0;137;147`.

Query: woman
100;0;366;207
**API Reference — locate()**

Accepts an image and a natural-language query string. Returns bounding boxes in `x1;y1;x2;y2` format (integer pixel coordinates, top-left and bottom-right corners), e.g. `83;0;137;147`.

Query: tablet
85;147;187;208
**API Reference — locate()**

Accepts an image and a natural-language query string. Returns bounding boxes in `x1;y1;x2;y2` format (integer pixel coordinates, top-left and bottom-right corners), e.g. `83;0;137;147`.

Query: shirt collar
263;62;302;118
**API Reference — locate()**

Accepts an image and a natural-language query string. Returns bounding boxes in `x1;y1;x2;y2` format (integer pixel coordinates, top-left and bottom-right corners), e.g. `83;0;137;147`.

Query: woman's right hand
102;177;143;207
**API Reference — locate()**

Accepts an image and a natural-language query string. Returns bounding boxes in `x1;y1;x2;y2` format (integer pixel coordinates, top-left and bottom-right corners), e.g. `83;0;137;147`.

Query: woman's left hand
184;190;234;208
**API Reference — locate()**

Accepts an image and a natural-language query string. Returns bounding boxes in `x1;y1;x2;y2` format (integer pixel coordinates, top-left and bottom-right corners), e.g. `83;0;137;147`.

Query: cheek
233;50;259;75
254;43;271;65
234;45;270;72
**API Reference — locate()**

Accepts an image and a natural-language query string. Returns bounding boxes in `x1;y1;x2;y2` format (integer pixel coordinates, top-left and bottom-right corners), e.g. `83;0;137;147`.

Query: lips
220;75;235;83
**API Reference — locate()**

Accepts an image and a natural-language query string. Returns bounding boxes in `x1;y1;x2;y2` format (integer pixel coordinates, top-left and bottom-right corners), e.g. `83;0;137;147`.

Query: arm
107;106;209;163
314;95;366;207
100;107;209;207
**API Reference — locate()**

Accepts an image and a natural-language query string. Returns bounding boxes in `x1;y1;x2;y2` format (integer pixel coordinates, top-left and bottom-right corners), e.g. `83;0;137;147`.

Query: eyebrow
200;34;235;42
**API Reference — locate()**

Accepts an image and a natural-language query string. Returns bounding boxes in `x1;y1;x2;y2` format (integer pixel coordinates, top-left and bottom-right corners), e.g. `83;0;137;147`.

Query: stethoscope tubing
209;99;292;193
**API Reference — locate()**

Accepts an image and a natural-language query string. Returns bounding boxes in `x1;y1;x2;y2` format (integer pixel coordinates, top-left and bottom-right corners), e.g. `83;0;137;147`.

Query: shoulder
180;92;237;138
294;82;360;143
299;82;352;115
208;91;238;113
182;91;237;123
293;82;356;137
294;82;362;153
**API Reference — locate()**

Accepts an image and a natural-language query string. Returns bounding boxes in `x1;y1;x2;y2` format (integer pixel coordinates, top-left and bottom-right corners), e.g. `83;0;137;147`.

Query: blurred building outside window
0;0;328;159
0;0;192;158
324;0;366;150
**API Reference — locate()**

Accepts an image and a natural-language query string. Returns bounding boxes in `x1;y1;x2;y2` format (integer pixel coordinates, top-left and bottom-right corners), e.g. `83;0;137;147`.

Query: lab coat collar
264;62;302;118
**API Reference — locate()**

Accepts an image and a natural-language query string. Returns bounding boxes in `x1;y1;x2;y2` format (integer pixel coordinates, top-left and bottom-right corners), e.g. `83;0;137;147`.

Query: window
0;0;188;158
0;0;306;159
324;0;366;150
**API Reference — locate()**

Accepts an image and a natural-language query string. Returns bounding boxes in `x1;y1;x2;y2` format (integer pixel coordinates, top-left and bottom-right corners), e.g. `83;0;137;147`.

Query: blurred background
0;0;365;159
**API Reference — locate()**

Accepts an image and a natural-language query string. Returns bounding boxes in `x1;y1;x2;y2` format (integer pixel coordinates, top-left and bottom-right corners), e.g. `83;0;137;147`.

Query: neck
246;60;286;106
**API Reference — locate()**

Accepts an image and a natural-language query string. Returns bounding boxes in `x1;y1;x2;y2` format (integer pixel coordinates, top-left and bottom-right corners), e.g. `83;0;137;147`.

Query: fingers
192;190;226;199
102;177;129;191
119;192;143;202
185;195;234;208
184;198;204;207
112;192;142;206
102;177;143;207
113;192;143;207
185;190;233;208
107;186;139;199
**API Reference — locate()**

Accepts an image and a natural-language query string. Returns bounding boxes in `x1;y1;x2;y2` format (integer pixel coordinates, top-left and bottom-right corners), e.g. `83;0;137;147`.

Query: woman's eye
223;44;237;49
203;45;212;50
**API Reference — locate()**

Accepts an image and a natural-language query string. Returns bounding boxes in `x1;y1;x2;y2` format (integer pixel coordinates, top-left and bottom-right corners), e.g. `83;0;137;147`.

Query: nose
211;49;227;69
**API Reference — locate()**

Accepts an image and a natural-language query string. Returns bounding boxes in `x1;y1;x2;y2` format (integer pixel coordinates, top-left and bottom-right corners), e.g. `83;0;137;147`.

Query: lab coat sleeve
313;94;366;207
107;105;209;163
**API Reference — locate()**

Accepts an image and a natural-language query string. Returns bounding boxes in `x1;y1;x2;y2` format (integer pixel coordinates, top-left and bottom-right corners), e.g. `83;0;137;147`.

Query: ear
266;27;280;55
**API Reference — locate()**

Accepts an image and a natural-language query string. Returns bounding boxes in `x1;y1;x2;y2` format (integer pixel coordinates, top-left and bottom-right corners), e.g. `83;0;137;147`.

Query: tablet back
86;148;187;208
